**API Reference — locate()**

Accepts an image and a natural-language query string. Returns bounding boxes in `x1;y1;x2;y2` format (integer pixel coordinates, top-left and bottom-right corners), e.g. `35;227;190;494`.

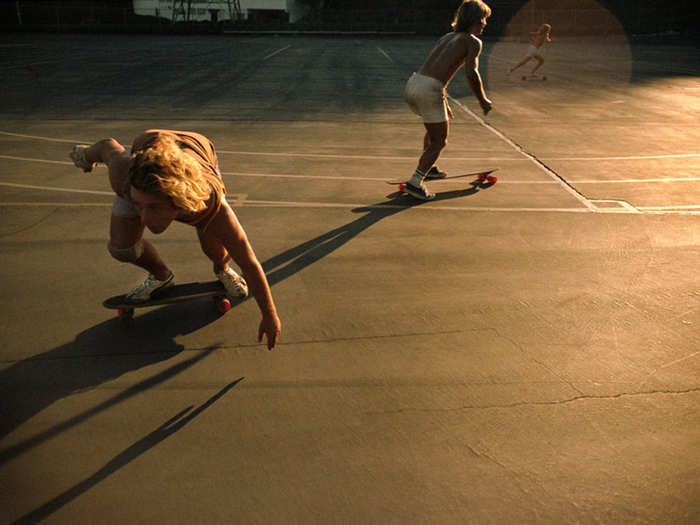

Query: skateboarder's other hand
480;98;492;116
259;314;281;350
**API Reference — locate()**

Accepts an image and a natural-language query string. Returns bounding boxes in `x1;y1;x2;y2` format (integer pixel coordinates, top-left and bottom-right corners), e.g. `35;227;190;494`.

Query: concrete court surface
1;32;699;523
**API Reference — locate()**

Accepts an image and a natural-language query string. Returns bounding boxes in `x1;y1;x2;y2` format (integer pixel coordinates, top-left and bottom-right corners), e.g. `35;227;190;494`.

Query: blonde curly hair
127;134;210;213
452;0;492;33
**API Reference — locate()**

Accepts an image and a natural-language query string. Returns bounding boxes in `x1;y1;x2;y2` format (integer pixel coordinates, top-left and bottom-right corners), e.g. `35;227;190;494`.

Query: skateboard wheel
117;307;134;320
398;183;406;192
477;173;487;181
486;175;498;184
216;297;232;314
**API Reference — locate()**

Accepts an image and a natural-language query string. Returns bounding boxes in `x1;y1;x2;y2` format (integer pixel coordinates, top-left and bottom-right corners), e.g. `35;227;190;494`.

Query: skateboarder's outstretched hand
259;314;281;350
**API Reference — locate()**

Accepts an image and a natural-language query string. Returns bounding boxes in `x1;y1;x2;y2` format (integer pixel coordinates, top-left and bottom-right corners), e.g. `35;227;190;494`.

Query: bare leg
109;214;171;280
510;56;532;73
417;121;448;175
531;56;544;74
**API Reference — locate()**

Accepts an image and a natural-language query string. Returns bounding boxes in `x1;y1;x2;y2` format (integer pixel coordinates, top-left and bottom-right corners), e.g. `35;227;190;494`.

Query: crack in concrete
365;387;700;415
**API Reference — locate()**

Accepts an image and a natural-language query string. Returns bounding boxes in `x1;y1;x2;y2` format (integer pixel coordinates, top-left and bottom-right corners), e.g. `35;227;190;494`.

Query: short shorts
404;72;448;124
525;44;544;58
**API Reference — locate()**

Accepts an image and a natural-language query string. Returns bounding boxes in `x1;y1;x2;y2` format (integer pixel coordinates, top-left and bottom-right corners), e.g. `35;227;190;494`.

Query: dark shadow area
0;301;226;459
10;378;243;525
262;181;491;285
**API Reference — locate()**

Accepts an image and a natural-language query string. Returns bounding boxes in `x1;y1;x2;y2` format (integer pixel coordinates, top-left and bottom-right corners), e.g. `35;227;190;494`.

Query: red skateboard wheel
216;297;232;314
398;183;406;191
117;307;134;321
486;175;497;184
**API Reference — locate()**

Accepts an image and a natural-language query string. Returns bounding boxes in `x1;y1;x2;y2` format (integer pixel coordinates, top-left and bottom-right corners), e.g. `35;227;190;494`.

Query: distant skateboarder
403;0;493;201
69;129;281;349
510;23;552;77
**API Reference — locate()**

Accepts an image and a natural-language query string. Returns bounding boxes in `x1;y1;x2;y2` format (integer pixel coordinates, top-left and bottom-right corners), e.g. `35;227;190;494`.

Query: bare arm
464;37;492;115
70;138;132;196
208;201;281;349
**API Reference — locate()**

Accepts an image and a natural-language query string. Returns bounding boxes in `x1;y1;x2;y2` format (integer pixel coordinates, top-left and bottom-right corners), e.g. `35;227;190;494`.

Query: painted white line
225;170;524;183
0;154;75;166
238;200;590;213
224;171;700;185
550;153;700;161
638;204;700;210
2;131;696;163
590;199;641;214
1;189;694;215
217;149;524;162
377;46;394;63
0;202;110;207
572;177;700;184
449;96;596;211
262;45;292;61
0;131;86;143
0;181;113;196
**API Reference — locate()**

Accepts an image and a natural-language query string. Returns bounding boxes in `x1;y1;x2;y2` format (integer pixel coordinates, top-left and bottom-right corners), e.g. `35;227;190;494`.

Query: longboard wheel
477;172;487;181
216;297;232;314
117;307;134;321
398;183;406;192
486;175;498;184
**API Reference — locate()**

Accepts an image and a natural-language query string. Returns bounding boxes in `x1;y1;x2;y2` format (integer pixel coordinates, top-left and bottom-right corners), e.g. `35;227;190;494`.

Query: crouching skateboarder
70;129;281;349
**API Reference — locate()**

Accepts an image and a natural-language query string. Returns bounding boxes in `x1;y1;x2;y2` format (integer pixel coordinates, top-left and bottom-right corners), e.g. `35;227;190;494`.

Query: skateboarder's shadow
0;304;224;462
0;183;486;466
262;183;486;285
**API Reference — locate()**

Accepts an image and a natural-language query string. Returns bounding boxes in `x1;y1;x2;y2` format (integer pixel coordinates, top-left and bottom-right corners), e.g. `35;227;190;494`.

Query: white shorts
525;44;544;58
404;72;448;124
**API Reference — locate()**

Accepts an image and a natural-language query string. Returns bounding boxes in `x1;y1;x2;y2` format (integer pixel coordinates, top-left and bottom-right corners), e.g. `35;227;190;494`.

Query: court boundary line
2;198;698;215
2;131;698;162
2;182;699;214
262;45;292;61
448;96;596;211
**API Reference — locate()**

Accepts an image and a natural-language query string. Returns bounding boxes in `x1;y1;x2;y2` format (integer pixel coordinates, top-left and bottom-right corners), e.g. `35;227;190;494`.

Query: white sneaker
125;272;174;303
403;181;435;201
69;145;96;172
216;267;248;298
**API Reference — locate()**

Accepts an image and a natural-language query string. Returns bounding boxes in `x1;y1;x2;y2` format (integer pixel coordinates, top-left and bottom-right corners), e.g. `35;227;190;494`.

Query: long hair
127;134;210;213
451;0;492;33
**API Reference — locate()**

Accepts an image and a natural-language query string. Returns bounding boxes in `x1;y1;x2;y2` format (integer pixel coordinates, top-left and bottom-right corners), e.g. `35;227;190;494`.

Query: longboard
103;280;231;321
387;169;498;193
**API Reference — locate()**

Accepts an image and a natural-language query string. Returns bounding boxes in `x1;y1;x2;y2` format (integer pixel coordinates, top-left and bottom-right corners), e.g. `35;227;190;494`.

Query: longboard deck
104;281;227;310
386;169;498;186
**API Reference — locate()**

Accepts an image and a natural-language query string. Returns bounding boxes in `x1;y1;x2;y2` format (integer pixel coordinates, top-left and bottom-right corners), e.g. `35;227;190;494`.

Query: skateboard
522;74;547;81
103;280;232;321
387;169;498;193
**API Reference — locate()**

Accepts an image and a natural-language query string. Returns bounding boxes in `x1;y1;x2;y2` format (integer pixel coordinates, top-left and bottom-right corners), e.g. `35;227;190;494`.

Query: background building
132;0;307;24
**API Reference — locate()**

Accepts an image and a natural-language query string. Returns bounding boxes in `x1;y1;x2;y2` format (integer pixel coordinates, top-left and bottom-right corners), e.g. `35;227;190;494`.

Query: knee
434;136;448;150
107;239;144;263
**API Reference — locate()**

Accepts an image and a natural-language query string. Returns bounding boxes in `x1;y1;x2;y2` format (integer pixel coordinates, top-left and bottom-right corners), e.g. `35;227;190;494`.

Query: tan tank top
131;129;226;231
